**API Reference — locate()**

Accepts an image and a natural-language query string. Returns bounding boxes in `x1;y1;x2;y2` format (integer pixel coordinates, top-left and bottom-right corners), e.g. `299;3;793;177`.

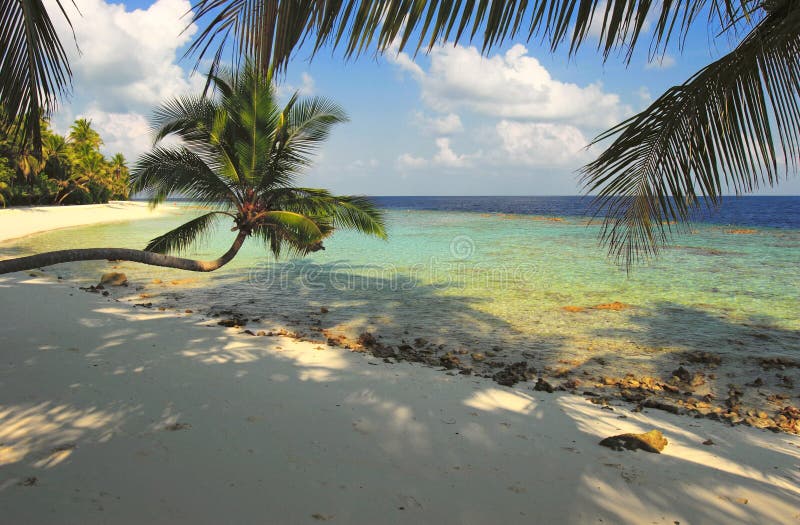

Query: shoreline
2;204;798;435
1;272;799;523
0;201;169;244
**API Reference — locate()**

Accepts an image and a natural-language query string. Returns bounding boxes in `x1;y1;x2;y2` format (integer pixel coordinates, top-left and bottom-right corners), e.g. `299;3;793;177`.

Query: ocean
2;196;798;394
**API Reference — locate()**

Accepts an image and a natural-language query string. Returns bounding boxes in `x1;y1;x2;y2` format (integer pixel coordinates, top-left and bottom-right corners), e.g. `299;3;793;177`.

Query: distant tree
109;153;130;199
69;119;103;150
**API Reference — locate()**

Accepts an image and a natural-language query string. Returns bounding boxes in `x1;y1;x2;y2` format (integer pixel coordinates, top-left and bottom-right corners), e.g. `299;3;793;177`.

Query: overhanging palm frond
581;1;800;268
145;211;225;254
185;0;317;76
0;0;75;155
185;0;750;75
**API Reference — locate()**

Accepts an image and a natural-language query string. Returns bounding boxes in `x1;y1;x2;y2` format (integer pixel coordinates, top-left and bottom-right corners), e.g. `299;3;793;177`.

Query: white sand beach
0;206;799;524
0;201;166;243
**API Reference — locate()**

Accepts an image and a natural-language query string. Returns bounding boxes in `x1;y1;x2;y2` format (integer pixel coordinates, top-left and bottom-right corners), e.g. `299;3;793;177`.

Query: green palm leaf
258;96;348;190
145;211;225;254
252;210;325;257
327;195;387;239
581;2;799;268
0;0;75;155
271;188;386;238
131;146;240;206
186;0;751;75
258;210;324;241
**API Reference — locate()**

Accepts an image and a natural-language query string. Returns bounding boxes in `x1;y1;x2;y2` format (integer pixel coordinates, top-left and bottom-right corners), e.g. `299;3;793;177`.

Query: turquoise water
2;204;798;381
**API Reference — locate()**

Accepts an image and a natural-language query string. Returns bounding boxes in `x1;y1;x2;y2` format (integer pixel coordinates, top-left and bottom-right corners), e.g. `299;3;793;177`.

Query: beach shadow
153;258;574;361
576;302;800;398
592;301;800;358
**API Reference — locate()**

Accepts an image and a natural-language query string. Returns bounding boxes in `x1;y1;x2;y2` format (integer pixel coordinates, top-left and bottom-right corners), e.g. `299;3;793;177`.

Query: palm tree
109;153;130;199
185;0;799;267
0;62;386;274
69;119;102;150
109;153;127;176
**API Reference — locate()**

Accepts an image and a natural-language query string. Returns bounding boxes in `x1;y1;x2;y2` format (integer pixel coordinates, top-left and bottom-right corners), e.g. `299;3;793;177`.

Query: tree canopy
0;116;130;206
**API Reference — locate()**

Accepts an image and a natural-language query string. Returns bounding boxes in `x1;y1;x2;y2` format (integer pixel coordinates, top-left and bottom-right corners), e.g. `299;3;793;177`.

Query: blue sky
48;0;800;195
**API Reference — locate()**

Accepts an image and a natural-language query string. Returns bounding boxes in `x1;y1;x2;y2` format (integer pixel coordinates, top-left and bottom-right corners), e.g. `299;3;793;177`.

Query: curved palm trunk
0;232;247;274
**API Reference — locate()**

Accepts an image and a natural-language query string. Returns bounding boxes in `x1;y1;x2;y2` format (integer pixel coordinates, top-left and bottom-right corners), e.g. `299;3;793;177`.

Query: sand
0;206;799;524
0;201;166;243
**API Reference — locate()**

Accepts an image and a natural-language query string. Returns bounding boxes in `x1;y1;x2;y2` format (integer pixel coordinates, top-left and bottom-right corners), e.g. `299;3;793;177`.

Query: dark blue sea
372;196;800;229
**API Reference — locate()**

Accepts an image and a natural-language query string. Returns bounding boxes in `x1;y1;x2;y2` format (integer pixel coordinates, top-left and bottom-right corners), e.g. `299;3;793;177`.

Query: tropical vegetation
1;0;798;265
0;62;386;274
0;116;129;206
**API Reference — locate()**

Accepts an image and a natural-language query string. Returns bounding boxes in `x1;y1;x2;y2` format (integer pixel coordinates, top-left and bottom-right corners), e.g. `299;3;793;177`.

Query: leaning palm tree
0;62;386;274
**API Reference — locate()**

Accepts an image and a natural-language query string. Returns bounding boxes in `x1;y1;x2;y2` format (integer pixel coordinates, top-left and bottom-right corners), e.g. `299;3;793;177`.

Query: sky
46;0;800;196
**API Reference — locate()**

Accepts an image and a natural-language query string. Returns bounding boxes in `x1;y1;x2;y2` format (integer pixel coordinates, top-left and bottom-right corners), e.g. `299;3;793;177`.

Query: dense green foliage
0;117;129;206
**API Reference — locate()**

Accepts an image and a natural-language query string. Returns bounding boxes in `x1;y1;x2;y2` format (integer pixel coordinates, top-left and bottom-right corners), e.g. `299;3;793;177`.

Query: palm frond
251;210;325;258
327;195;387;239
0;0;75;155
130;146;240;207
145;211;226;254
258;96;348;190
258;210;323;240
581;1;799;268
185;0;752;75
268;188;387;239
185;0;317;76
150;95;217;147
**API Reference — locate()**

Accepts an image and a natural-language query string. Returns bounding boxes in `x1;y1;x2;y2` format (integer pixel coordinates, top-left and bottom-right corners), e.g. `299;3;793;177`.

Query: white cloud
78;108;152;159
494;121;590;167
277;72;316;98
389;49;425;79
47;0;204;159
397;137;476;169
390;43;630;128
412;112;463;135
645;54;676;70
396;153;427;169
636;86;652;104
433;137;471;167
